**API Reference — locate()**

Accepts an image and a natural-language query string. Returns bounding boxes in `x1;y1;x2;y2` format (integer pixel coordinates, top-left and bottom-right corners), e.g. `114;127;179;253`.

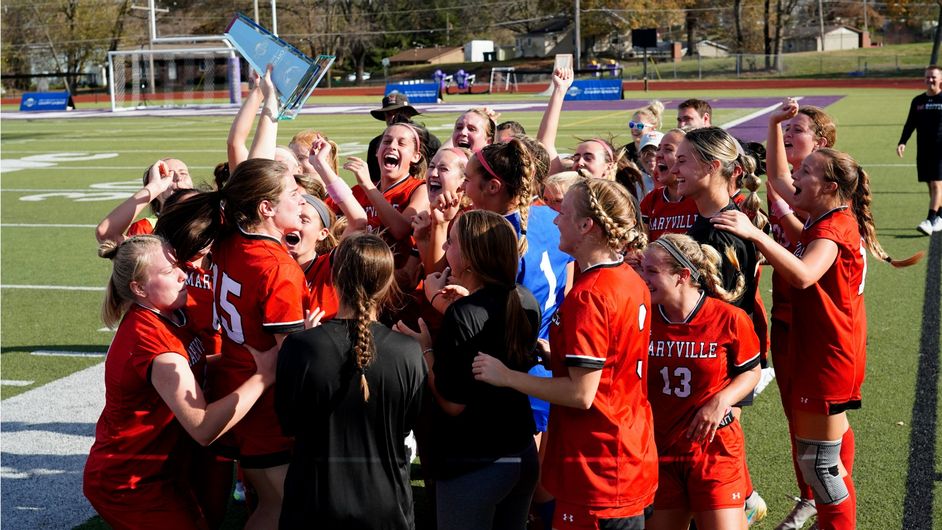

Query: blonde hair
737;153;769;231
652;233;746;302
475;138;538;256
633;100;665;130
569;178;647;253
290;130;339;174
543;171;585;199
98;235;165;328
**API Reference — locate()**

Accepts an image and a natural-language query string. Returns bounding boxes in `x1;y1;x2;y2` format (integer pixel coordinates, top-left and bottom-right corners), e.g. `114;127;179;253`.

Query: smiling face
452;112;491;151
630;112;654;140
571;141;612;179
671;140;713;199
285;201;327;264
639;147;657;175
443;220;467;277
640;246;679;305
462;156;489;209
790;151;835;213
378;124;422;180
427;149;466;203
136;243;188;314
782;113;824;168
655;131;684;185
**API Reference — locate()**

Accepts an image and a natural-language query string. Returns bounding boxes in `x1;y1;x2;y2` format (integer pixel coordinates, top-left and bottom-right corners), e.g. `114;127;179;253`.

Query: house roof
520;17;571;36
387;47;462;63
786;25;862;39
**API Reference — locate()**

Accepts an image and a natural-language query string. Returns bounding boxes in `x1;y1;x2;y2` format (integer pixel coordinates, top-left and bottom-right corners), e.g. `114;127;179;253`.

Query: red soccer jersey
352;176;424;266
543;261;658;509
85;305;206;494
767;197;800;324
210;228;305;395
126;217;155;236
640;187;699;242
790;207;867;403
303;251;339;320
183;262;221;356
647;295;761;451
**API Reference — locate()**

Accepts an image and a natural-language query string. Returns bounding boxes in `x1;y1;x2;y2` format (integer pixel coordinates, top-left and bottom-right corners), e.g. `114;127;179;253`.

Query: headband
302;194;331;228
653;238;701;283
389;123;422;150
475;151;502;181
587;138;614;161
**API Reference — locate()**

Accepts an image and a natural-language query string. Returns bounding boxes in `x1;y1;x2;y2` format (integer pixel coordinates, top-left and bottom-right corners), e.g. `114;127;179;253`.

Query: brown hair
153;159;290;263
569;178;647;253
98;235;165;328
815;149;922;268
475;138;538;256
383;123;428;179
332;233;396;402
652;233;746;302
455;210;534;368
294;174;327;199
796;106;837;148
736;153;769;231
290;130;339;174
678;98;712;119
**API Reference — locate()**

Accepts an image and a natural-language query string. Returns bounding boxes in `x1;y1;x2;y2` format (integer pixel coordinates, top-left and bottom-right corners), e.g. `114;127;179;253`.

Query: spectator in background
368;93;441;184
624;100;664;165
677;98;713;129
897;64;942;235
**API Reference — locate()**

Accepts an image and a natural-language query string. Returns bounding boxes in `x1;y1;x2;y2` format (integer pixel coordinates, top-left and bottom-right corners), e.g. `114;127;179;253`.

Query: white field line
31;350;105;358
719;102;786;130
1;223;97;228
1;285;105;291
1;380;35;387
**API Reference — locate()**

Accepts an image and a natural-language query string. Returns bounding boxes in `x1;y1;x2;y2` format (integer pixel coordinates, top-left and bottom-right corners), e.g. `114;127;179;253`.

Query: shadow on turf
902;232;940;530
2;421;93;436
0;345;106;355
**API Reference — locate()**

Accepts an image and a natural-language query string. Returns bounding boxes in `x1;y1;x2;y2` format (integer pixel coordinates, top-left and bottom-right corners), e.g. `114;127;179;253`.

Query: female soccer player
640;234;761;530
84;235;275;530
473;178;657;529
712;149;920;530
276;234;426;529
764;99;838;528
451;107;497;152
640;128;699;241
398;210;541;530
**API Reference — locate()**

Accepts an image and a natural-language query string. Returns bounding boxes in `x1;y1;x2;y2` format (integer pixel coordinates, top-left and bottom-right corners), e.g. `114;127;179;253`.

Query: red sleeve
639;188;656;220
128;318;187;381
258;263;306;334
561;289;609;370
126;217;154;236
728;307;761;374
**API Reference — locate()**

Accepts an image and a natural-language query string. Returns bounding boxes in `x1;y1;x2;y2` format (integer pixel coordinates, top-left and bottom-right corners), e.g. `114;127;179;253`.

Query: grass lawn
1;85;939;529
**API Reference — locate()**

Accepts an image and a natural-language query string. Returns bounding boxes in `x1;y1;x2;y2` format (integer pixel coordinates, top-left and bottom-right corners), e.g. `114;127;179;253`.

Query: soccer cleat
774;497;817;530
745;490;768;527
933;216;942;232
917;219;934;235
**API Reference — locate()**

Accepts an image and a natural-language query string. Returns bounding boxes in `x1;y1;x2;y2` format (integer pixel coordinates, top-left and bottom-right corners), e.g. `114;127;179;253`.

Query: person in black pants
276;234;427;530
898;64;942;235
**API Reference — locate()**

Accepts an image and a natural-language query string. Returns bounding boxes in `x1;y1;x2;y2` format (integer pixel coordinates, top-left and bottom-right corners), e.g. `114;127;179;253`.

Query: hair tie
476;151;502;182
588;138;614;161
519;229;527;236
653;239;701;283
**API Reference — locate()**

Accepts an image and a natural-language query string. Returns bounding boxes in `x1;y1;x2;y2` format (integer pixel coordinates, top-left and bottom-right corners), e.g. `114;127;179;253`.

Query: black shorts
916;154;942;182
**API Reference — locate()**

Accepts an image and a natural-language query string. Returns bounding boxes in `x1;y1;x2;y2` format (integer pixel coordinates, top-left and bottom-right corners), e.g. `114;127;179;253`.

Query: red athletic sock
815;428;856;530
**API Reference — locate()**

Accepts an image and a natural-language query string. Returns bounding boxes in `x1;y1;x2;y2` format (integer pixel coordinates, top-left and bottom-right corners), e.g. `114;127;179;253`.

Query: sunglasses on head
628;121;648;131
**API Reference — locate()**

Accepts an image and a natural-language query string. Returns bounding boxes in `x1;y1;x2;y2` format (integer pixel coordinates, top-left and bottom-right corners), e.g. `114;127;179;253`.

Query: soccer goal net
488;67;518;93
108;47;242;111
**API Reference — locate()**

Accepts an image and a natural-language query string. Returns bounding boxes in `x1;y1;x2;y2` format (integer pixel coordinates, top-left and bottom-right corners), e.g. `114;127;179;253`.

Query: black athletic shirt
275;320;426;530
686;201;759;317
428;284;541;480
898;92;942;180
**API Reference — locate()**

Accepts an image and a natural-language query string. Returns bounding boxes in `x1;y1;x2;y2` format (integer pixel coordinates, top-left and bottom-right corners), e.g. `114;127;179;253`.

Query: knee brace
796;437;849;505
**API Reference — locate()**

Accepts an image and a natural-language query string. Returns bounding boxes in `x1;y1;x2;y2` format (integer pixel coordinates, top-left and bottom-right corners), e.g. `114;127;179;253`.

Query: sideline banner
564;79;622;101
384;83;438;104
20;92;74;112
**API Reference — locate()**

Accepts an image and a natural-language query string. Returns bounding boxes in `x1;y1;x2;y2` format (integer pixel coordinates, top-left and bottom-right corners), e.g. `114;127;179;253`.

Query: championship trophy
225;13;335;120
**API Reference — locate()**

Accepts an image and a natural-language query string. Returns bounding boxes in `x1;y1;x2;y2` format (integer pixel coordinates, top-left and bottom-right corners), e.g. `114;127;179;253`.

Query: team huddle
82;66;926;530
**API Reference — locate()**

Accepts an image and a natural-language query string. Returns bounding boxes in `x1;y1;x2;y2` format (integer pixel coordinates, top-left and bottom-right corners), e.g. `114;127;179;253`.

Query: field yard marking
1;223;97;228
718;102;787;130
0;363;103;528
1;380;35;387
30;350;105;358
1;285;105;291
902;232;941;529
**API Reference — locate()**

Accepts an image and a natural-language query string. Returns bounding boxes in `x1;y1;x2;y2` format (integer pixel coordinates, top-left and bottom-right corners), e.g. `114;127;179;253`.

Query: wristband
422;348;434;355
429;290;444;305
326;179;353;203
771;198;793;218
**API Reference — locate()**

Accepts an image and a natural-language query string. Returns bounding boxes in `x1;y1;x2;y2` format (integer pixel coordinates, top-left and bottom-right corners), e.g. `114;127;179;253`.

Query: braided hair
652;233;747;302
475;138;538;256
570;178;647;253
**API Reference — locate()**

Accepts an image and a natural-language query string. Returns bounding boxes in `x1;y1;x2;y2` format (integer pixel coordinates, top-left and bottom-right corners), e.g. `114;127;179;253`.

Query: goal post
108;47;242;112
488;67;517;93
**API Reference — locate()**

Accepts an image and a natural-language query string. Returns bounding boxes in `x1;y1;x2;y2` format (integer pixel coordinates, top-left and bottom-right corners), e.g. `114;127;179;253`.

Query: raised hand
343;156;372;188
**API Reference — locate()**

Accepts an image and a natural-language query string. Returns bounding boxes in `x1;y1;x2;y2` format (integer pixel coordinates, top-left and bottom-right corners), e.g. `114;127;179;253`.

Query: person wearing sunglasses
623;100;665;166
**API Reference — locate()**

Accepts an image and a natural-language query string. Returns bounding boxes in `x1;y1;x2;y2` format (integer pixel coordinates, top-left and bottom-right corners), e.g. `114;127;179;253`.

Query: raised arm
537;67;574;175
766;97;799;202
227;71;263;170
95;161;172;244
248;66;279;160
309;139;368;234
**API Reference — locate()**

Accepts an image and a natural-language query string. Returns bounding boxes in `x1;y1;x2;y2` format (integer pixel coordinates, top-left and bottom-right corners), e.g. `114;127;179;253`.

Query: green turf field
2;89;939;529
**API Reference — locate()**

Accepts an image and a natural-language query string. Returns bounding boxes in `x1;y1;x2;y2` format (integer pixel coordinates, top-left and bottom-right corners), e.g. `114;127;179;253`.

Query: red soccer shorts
553;500;647;530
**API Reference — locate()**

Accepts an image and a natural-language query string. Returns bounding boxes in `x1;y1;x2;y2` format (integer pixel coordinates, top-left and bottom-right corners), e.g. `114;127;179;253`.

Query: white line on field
31;350;105;358
1;223;97;228
1;284;105;291
98;327;116;332
719;102;790;130
1;380;35;387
